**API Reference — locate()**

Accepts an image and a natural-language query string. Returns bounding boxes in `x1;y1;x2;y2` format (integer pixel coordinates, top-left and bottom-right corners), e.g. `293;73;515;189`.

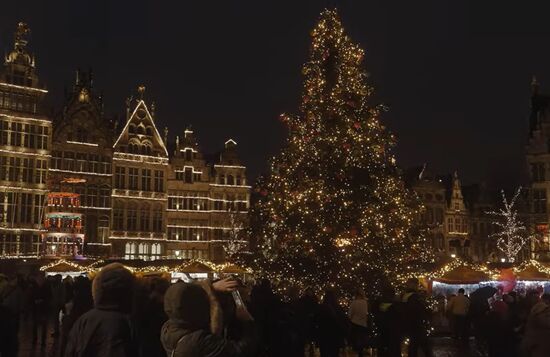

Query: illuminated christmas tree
249;9;431;294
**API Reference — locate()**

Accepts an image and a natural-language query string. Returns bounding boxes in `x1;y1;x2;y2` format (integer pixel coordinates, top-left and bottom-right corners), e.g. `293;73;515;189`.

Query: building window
184;168;193;183
125;242;137;260
127;208;138;231
113;205;124;230
138;243;149;260
140;207;150;231
51;151;62;169
448;217;453;232
153;209;162;232
34;159;48;184
129;168;139;190
87;186;98;207
534;189;547;214
532;163;546;182
64;152;75;171
98;216;109;244
154;170;164;192
99;187;110;207
151;243;161;259
20;193;32;224
185;149;192;161
33;194;45;224
22;158;34;183
227;175;234;185
115;167;126;189
219;174;225;184
141;169;151;191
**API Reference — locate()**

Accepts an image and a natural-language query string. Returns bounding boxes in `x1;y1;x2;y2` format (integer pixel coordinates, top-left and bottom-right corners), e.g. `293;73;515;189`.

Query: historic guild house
0;23;250;262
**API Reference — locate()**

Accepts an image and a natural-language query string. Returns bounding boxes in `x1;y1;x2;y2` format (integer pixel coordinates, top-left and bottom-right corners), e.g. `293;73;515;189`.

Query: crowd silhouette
1;264;550;357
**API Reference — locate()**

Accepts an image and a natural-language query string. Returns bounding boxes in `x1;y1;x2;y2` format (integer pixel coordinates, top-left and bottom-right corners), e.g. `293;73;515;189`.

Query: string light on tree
247;9;433;295
487;187;532;263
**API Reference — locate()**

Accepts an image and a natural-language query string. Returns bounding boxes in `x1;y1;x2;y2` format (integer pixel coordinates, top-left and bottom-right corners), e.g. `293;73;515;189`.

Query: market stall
513;261;550;294
171;261;214;283
429;261;496;296
40;259;92;278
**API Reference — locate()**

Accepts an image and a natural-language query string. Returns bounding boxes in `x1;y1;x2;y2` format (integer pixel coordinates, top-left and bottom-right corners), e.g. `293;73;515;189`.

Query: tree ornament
353;122;361;130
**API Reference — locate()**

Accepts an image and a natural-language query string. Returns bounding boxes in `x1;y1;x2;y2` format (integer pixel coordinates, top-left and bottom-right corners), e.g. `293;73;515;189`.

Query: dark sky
2;1;550;188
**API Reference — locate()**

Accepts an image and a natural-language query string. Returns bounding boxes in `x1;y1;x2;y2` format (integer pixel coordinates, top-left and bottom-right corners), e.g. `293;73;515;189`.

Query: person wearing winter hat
161;277;258;357
64;263;136;357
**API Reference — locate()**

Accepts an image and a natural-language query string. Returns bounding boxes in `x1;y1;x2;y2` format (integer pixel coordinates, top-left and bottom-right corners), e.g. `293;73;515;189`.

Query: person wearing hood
161;277;257;357
64;263;136;357
521;294;550;357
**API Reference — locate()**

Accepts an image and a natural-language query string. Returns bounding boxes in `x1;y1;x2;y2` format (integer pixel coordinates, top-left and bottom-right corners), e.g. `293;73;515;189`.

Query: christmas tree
249;9;431;294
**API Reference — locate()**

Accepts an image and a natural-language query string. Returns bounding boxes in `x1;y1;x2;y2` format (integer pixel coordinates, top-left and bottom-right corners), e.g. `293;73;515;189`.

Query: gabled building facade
49;70;115;256
166;130;249;262
111;90;168;260
0;23;50;256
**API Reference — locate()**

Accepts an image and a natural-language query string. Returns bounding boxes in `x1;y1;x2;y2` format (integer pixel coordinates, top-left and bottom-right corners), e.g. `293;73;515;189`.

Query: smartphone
232;290;244;307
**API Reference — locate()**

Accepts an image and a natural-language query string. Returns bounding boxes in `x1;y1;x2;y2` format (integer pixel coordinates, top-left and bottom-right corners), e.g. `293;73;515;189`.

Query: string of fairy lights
246;9;434;295
38;258;253;276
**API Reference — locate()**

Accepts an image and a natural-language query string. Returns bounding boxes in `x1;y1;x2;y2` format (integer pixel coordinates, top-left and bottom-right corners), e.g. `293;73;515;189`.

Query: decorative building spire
14;22;30;53
3;22;41;88
151;101;156;120
138;85;146;100
164;127;168;146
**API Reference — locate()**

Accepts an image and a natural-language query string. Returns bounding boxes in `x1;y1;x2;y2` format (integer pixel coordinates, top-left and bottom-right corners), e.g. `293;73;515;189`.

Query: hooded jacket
64;263;136;357
161;281;257;357
521;301;550;357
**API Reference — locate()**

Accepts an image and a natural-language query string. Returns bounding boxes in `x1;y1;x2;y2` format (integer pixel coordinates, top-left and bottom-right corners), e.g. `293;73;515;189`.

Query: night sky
2;1;550;188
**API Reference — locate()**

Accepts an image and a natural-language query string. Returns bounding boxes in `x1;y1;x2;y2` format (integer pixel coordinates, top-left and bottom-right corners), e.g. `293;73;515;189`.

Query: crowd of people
436;286;550;357
1;265;550;357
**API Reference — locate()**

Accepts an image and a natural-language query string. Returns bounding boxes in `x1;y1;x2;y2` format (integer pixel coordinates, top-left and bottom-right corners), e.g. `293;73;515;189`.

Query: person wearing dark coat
30;273;51;347
373;285;401;357
316;289;348;357
400;278;432;357
134;277;170;357
64;263;136;357
298;288;319;357
160;277;258;357
60;276;94;356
